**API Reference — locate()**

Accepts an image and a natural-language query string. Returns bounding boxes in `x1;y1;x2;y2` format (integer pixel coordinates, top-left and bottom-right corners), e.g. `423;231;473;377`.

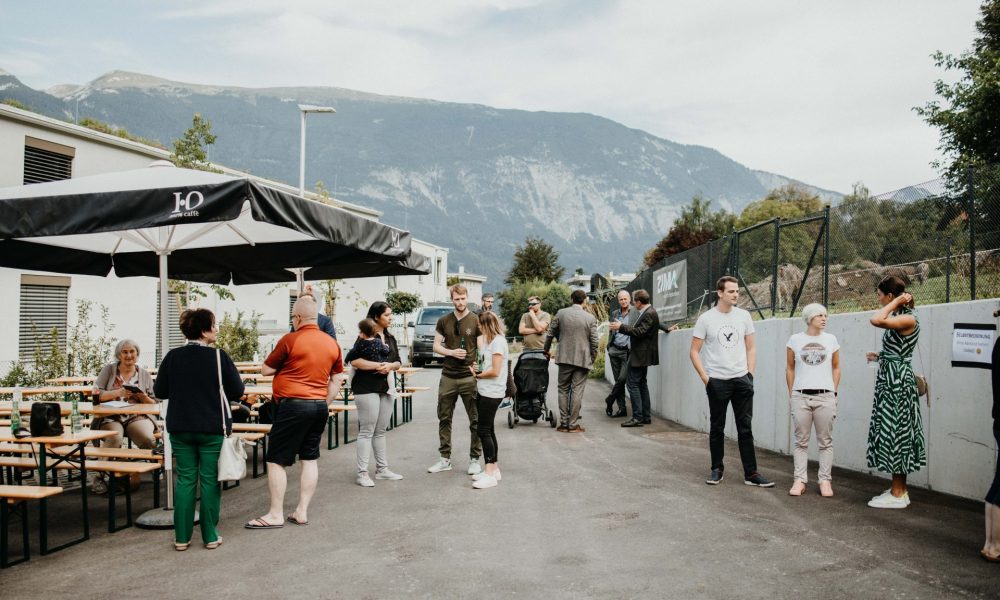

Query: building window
436;259;443;284
19;275;70;362
155;290;185;363
23;136;75;184
388;275;397;289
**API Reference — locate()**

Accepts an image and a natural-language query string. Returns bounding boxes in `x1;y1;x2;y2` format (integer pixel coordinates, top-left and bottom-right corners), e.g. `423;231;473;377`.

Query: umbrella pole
139;252;189;528
297;269;305;294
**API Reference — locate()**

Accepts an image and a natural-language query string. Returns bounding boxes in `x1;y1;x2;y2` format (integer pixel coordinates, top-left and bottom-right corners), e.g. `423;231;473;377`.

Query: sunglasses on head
528;301;539;306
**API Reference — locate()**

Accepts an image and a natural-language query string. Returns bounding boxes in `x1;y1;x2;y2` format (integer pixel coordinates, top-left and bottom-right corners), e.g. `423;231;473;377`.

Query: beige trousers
789;391;837;482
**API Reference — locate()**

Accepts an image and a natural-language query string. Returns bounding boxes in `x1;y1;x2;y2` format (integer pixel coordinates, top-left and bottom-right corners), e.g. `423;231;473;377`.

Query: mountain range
0;68;841;289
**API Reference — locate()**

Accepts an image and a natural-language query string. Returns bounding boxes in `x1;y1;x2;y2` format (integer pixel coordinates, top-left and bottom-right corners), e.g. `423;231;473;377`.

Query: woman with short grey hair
785;303;840;497
91;337;160;493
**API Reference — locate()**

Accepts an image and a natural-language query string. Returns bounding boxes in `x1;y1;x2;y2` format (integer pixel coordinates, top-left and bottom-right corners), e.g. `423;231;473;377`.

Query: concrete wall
641;299;999;501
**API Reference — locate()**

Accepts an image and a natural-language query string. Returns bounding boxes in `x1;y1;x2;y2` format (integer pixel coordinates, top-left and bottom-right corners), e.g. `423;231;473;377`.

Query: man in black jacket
610;289;677;427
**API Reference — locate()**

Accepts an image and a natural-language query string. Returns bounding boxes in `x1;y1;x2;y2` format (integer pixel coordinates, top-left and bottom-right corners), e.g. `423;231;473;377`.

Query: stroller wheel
548;410;556;428
507;412;515;429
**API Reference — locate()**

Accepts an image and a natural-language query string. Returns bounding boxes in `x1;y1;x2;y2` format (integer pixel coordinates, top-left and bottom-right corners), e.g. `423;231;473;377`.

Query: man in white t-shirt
690;276;774;488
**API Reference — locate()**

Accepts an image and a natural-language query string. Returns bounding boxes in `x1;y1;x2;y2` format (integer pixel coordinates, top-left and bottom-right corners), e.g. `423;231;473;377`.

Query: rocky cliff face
2;69;841;286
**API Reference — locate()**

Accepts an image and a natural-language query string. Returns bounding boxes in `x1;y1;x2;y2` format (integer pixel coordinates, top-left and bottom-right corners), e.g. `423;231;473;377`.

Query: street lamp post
298;104;336;197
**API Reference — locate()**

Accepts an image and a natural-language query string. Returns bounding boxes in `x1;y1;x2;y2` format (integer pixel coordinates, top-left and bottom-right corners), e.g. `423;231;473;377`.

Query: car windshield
417;308;452;324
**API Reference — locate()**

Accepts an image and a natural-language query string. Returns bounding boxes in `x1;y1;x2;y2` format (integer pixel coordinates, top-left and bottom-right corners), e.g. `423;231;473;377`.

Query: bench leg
251;442;259;479
1;499;30;569
343;411;353;444
153;470;161;508
327;415;335;450
107;476;134;533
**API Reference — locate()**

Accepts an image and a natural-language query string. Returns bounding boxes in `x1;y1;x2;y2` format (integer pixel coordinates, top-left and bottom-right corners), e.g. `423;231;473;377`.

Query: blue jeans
626;365;650;421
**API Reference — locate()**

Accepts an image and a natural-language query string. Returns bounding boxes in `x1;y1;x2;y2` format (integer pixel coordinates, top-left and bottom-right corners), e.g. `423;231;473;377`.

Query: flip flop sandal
174;542;190;551
287;515;309;526
981;550;1000;563
244;518;283;530
205;536;223;549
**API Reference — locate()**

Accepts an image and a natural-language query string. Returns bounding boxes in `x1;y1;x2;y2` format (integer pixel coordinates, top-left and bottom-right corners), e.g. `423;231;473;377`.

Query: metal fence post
823;205;830;308
946;237;952;303
771;219;781;317
969;169;977;300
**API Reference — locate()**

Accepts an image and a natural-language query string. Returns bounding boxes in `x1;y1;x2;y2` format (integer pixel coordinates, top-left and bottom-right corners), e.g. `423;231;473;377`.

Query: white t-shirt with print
692;306;755;379
787;331;839;391
476;335;509;399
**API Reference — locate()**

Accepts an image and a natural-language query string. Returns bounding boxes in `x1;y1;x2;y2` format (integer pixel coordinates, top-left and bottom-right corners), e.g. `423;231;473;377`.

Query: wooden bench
0;444;161;462
0;485;63;568
0;456;161;533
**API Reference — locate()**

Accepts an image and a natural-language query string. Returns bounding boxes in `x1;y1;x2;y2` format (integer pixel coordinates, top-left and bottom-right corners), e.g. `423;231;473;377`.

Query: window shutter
23;137;75;184
19;279;70;361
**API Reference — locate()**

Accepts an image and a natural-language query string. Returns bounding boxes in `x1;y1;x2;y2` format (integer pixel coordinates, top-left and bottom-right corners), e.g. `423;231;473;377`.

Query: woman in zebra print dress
865;276;924;509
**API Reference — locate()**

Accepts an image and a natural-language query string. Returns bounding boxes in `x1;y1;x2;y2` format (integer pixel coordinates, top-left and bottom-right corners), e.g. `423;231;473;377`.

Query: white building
0;104;449;371
446;264;487;305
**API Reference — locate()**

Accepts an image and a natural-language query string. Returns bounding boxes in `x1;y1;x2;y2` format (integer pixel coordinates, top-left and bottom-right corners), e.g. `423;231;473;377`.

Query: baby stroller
508;349;556;428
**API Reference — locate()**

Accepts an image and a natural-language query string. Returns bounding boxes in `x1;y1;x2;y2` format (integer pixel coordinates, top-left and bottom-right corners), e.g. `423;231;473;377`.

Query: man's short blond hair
449;284;468;298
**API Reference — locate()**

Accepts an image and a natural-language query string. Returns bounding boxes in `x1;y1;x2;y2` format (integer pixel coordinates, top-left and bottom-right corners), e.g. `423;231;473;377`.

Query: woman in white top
470;311;509;489
785;303;841;497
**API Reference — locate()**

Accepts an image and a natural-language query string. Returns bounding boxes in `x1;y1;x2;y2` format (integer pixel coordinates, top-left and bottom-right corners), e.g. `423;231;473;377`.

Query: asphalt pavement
8;364;999;599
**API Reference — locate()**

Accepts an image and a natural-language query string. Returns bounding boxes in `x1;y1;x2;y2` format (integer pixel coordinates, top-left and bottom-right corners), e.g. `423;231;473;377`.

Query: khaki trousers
790;391;837;482
437;375;481;460
557;364;589;428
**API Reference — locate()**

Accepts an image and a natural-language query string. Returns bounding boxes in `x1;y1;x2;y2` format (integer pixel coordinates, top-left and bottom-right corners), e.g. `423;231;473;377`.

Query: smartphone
123;384;142;394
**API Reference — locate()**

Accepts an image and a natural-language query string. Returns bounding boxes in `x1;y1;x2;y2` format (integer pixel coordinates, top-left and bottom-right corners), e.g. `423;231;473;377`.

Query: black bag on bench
30;402;64;437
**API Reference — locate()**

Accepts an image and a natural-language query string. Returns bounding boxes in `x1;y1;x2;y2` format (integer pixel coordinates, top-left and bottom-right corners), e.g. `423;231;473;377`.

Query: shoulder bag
915;341;929;404
216;349;247;481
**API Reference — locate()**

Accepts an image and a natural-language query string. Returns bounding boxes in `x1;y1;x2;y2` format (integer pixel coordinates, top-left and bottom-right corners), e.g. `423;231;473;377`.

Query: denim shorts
266;399;328;466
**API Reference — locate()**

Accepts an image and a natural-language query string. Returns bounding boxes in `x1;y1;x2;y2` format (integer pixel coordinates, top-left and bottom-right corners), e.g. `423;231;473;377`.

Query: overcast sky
0;0;983;194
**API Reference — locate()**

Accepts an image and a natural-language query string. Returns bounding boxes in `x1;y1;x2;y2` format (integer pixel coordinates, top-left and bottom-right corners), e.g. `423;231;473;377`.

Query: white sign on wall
951;323;995;369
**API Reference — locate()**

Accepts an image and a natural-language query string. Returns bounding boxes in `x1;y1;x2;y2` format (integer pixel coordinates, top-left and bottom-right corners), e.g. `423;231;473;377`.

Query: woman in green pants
154;308;245;551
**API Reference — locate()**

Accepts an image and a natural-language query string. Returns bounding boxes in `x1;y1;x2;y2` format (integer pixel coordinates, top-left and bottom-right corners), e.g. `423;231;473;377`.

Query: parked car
408;304;454;367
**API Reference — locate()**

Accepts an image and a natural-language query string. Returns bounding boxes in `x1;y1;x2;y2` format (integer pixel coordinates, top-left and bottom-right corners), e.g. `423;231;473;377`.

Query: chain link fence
626;167;1000;323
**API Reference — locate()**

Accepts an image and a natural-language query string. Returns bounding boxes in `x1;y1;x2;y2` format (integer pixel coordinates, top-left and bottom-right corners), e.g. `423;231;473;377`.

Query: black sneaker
705;469;724;485
744;472;775;487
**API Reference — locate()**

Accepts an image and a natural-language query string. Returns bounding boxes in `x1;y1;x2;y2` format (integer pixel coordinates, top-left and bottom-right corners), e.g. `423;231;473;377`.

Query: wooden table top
396;367;424;375
0;386;97;396
243;386;274;396
86;404;161;417
45;376;97;385
0;428;117;445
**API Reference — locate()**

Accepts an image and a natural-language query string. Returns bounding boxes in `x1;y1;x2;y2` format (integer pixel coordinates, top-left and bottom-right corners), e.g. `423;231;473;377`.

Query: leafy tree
67;300;115;377
916;1;1000;236
735;185;824;280
497;278;572;336
216;310;261;362
171;114;220;172
385;290;422;344
505;236;566;285
446;275;460;286
644;195;735;267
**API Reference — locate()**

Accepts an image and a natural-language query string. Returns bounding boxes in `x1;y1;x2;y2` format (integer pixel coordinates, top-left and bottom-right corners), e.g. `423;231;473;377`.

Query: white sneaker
467;461;483;476
375;469;403;480
356;472;375;488
472;474;498;489
427;457;452;473
867;489;909;509
472;469;501;482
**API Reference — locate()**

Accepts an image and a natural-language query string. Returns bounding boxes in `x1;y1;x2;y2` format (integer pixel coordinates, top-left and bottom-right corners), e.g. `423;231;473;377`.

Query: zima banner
652;259;686;322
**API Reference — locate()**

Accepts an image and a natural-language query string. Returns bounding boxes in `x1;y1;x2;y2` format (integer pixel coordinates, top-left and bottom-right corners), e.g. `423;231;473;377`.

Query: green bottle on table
11;386;22;431
70;395;82;434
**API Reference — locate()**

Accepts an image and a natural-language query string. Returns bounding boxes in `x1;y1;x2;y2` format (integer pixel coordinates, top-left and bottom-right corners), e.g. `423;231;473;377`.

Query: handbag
915;342;929;403
215;349;247;482
29;402;64;437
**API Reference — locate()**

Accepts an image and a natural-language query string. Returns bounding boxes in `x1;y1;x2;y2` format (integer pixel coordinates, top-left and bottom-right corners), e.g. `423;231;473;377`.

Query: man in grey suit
544;289;599;432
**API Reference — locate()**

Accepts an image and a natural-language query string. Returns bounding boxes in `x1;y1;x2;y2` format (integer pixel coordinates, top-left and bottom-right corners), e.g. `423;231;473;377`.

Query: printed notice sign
951;323;995;369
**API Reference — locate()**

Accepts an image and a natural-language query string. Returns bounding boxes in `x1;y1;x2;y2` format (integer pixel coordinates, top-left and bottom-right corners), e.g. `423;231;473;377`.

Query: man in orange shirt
246;296;343;529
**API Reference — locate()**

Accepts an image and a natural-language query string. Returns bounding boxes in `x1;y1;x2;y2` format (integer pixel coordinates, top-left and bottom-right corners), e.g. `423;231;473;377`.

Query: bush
216;310;261;361
588;332;609;379
498;279;572;336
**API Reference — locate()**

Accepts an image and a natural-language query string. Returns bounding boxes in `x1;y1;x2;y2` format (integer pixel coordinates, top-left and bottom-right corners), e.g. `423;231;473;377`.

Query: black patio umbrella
0;160;418;519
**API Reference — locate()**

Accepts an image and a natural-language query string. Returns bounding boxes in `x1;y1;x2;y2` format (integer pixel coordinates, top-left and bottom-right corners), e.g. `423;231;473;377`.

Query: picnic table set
0;364;427;568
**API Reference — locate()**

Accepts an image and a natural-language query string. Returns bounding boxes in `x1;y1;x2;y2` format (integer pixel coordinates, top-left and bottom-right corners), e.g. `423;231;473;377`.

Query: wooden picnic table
0;427;116;554
45;376;97;386
0;386;96;396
